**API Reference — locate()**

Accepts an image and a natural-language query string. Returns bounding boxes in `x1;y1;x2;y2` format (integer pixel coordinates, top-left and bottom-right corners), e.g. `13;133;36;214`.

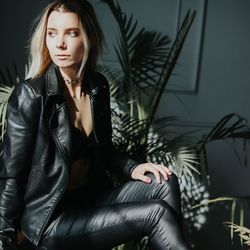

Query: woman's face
46;11;84;72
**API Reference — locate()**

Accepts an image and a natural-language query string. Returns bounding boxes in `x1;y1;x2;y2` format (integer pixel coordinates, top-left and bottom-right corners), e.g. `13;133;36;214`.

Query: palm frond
102;0;144;80
0;64;21;157
102;0;174;121
196;113;250;180
0;84;14;141
171;147;200;177
131;31;170;88
190;196;235;210
198;113;250;151
226;222;250;246
111;108;200;177
148;10;196;124
189;195;250;245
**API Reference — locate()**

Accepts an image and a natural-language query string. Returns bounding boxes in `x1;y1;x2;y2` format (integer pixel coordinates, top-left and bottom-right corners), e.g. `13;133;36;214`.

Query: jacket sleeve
107;146;140;180
0;82;39;249
99;74;141;180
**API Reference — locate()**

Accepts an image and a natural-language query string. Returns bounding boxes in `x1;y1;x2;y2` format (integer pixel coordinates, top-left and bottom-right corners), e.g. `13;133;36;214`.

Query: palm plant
101;0;196;122
100;0;198;175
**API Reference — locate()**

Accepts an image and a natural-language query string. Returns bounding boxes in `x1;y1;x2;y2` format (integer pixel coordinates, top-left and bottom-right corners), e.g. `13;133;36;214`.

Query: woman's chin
52;60;76;69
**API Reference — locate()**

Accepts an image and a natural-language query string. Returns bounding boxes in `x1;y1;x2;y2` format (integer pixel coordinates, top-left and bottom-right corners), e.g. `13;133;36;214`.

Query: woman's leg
97;172;182;217
39;173;191;250
95;172;190;249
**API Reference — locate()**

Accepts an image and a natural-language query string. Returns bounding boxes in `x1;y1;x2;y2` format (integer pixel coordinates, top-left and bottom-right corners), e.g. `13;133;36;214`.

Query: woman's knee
139;200;170;227
146;172;180;193
145;172;181;214
165;172;180;193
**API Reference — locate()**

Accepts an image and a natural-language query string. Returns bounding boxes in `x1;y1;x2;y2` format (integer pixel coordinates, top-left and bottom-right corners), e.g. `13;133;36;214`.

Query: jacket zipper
52;132;70;167
89;94;99;144
49;104;71;167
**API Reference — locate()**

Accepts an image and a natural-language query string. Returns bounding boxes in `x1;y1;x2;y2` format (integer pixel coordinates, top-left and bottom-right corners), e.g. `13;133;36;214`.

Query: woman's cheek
46;38;53;53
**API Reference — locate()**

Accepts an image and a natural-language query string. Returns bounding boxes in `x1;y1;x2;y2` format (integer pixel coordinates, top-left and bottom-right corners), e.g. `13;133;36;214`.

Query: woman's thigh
96;172;181;215
39;200;166;250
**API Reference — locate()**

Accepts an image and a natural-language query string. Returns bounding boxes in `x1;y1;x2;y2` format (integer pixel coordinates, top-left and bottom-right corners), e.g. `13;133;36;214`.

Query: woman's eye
48;32;56;37
68;31;78;37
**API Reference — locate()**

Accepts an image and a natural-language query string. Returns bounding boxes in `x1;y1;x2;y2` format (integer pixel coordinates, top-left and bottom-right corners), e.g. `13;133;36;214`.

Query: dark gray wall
0;0;49;78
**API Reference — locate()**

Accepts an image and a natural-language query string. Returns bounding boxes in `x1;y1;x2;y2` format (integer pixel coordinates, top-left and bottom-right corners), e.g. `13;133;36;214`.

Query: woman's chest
65;93;93;137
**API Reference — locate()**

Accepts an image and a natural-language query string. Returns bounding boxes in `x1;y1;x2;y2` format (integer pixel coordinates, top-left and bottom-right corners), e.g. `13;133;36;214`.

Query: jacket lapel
44;63;72;168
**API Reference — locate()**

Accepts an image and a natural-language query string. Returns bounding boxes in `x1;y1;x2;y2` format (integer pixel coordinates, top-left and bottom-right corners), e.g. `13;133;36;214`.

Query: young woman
0;0;191;249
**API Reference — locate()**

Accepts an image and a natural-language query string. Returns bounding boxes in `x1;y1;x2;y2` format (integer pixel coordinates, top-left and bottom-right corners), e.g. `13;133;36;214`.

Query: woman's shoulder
24;74;46;97
88;71;109;90
8;75;46;110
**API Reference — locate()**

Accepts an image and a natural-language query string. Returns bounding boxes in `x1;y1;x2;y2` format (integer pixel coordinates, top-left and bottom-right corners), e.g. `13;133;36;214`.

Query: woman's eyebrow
47;27;80;31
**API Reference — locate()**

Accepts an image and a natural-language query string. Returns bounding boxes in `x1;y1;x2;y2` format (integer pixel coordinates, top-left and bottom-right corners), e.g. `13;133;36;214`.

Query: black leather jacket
0;63;139;248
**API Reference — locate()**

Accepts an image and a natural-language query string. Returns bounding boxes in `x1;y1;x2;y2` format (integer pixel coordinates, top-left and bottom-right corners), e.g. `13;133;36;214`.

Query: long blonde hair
26;0;103;80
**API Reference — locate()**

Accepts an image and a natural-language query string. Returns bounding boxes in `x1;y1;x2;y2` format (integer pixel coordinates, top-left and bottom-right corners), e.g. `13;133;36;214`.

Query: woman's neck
59;67;83;83
59;67;85;100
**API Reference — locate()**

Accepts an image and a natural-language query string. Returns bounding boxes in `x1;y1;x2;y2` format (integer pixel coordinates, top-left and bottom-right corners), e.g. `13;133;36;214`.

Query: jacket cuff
126;159;141;179
0;233;17;250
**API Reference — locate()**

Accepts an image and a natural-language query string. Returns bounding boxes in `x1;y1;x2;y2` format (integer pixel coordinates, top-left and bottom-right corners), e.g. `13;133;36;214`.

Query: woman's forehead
47;11;80;29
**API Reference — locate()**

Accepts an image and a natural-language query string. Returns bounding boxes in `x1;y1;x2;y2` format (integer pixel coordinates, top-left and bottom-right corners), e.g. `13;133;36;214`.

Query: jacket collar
45;63;100;97
45;63;64;97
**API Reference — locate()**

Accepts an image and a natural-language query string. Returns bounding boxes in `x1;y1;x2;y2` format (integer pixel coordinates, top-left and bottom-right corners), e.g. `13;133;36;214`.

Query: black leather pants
26;173;191;250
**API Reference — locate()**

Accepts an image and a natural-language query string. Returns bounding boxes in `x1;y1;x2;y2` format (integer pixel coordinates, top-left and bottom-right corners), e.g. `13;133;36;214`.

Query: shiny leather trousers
21;173;191;250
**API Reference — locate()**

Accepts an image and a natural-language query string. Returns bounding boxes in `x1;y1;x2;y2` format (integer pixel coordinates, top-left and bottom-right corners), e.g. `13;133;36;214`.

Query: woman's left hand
131;163;172;184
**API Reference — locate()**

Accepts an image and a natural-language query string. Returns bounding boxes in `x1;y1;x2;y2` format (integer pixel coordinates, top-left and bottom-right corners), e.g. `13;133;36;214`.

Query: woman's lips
56;55;70;60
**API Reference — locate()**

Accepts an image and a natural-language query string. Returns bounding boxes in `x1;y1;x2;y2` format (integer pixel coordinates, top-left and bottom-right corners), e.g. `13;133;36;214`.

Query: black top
71;125;96;162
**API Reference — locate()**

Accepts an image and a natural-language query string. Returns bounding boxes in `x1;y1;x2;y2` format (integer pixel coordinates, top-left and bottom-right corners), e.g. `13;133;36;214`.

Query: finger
148;164;162;183
138;174;152;184
155;164;172;176
149;163;168;180
162;166;172;177
156;165;170;180
166;167;173;175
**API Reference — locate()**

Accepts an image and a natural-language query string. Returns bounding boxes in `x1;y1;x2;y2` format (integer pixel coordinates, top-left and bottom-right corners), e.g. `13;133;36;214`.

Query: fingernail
147;179;151;183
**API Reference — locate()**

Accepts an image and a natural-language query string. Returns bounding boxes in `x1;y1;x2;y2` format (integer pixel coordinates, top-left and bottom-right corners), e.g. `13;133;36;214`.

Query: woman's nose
56;37;66;49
